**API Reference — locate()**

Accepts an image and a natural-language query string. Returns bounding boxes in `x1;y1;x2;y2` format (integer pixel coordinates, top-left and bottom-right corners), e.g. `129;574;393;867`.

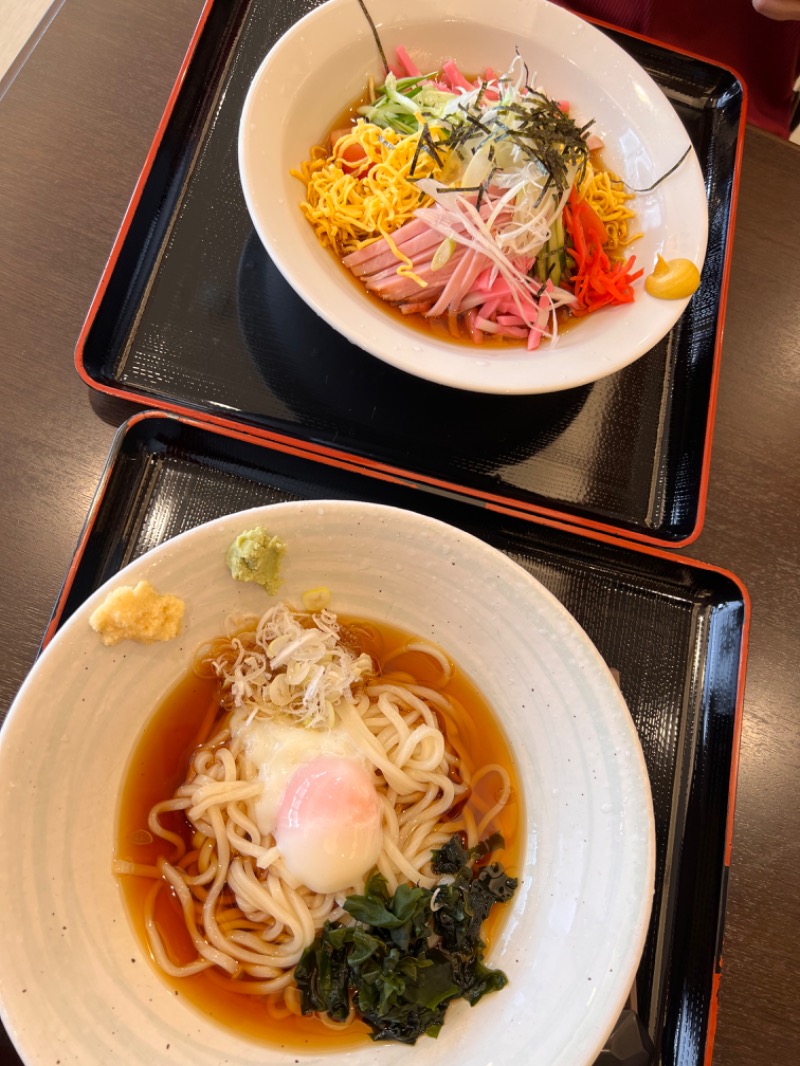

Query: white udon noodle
114;603;512;1017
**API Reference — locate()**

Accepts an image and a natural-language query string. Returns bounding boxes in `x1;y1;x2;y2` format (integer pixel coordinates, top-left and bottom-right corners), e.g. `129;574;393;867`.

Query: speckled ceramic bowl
0;500;654;1065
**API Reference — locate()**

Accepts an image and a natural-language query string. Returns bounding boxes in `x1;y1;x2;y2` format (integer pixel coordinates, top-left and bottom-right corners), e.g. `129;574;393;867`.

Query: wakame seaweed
294;833;518;1044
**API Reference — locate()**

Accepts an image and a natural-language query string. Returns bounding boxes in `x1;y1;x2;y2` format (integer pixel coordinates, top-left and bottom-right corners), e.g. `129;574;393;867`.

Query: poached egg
237;716;382;894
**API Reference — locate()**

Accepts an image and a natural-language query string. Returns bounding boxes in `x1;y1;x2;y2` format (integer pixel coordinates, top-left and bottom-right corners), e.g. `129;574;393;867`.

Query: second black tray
32;410;747;1066
76;0;743;545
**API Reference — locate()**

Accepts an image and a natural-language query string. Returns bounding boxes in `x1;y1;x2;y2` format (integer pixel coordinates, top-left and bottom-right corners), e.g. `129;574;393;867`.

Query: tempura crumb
89;580;185;646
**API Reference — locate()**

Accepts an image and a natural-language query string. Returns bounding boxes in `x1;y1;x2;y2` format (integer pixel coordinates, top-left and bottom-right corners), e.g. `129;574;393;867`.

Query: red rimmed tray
0;409;747;1066
75;0;744;547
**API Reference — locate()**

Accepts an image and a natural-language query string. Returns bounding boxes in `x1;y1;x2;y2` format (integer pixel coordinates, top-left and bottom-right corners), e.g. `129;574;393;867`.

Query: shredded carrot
563;189;643;316
291;120;446;260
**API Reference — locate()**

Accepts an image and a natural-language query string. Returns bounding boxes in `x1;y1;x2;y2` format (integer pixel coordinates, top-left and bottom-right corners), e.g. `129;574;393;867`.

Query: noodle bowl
239;0;708;393
0;496;657;1066
114;602;519;1043
0;498;655;1065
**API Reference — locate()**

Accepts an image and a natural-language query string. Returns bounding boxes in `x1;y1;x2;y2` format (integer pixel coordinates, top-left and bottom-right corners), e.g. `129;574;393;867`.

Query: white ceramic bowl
238;0;707;394
0;500;655;1065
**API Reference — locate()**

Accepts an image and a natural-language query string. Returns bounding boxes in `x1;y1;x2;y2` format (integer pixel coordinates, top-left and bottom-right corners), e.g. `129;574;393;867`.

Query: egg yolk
275;755;382;895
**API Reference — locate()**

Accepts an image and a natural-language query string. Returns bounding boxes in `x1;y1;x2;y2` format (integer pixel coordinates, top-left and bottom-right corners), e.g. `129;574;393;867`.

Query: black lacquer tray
1;411;744;1066
76;0;744;546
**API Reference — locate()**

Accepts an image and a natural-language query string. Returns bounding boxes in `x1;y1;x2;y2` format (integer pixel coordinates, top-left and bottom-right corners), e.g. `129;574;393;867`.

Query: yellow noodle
291;120;446;261
578;161;643;255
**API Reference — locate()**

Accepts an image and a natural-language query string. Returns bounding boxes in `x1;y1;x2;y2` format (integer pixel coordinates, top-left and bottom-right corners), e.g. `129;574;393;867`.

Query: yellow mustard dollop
645;254;701;300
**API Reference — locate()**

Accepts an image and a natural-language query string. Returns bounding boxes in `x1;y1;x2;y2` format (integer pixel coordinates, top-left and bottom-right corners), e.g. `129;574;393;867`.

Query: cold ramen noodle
292;46;643;350
114;601;521;1048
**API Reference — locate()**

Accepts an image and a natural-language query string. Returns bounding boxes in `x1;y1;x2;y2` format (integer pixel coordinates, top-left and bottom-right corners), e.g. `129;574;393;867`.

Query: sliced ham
364;260;459;303
341;217;432;269
339;179;566;347
424;248;490;318
349;228;452;278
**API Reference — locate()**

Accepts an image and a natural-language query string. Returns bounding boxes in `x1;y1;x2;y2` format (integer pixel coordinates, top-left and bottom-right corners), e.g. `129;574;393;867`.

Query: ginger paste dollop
89;580;185;646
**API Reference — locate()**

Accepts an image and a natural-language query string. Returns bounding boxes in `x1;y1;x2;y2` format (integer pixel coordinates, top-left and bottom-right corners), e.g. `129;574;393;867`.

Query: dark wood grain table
1;1;798;1064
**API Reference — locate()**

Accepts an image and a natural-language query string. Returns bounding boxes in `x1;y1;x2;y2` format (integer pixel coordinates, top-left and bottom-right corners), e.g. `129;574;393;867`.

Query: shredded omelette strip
291;120;446;267
578;161;642;256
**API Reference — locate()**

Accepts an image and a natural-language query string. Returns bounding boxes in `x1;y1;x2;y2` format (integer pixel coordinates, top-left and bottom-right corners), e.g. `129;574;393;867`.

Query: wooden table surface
1;1;798;1064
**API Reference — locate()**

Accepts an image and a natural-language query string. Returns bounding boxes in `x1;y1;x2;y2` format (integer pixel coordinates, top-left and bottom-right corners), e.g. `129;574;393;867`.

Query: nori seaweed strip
446;108;494;148
622;145;692;192
409;131;425;178
487;121;566;193
475;176;487;214
486;96;589;196
356;0;389;76
473;80;490;111
409;124;445;177
473;168;498;213
431;185;485;194
533;172;554;208
422;125;444;166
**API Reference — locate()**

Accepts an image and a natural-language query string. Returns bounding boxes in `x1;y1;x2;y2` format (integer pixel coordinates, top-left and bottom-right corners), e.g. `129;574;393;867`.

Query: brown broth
115;616;523;1051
